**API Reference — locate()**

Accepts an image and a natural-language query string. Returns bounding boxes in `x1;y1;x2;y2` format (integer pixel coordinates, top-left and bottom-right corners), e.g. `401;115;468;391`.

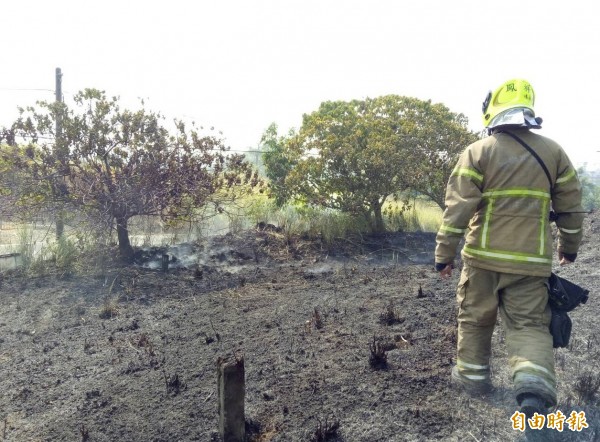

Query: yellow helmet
482;79;538;128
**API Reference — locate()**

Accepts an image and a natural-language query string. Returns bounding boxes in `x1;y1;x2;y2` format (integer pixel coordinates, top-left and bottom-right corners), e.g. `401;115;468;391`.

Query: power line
0;88;54;92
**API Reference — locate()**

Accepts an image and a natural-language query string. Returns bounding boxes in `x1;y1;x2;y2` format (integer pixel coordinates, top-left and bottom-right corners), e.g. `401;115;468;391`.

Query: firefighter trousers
455;263;557;407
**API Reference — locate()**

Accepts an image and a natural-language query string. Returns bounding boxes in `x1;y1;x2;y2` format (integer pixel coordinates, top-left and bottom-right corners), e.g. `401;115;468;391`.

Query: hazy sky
2;0;599;165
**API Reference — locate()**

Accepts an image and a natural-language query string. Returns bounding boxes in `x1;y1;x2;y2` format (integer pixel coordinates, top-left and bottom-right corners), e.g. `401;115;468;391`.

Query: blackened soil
1;217;599;441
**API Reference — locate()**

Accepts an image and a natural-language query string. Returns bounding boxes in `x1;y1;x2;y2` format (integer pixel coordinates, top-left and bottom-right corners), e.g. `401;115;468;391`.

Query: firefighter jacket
435;128;583;277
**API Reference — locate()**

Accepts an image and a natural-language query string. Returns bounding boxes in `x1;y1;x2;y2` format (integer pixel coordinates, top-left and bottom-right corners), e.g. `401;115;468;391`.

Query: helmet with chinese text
482;79;542;130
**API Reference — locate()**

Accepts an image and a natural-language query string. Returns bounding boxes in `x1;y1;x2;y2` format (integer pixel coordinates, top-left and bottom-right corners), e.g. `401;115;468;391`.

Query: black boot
520;394;546;417
519;394;551;441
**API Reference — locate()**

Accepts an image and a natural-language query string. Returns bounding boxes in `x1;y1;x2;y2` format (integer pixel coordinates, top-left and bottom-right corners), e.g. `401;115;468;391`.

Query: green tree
8;89;258;261
2;111;71;238
398;99;479;209
260;123;299;207
284;96;476;232
0;143;49;221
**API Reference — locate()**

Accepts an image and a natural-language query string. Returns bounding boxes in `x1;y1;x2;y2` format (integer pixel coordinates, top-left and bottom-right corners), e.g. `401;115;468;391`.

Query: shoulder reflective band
556;169;576;184
452;167;483;183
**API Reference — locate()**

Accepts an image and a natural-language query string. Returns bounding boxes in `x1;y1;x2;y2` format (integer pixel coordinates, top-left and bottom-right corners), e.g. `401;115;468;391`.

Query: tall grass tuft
230;193;441;244
14;222;82;276
273;205;306;241
410;200;443;232
244;194;277;227
384;198;442;233
298;206;368;246
16;225;35;270
51;235;80;276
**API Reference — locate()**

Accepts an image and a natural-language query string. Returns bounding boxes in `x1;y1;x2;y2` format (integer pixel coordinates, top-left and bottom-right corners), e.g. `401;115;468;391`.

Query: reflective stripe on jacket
435;128;583;276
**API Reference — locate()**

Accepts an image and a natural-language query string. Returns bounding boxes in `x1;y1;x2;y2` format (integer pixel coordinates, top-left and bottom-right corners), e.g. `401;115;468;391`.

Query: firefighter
435;79;583;417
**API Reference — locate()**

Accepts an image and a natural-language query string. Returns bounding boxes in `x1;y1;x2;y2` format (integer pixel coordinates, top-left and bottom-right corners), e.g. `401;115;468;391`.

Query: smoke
140;242;199;270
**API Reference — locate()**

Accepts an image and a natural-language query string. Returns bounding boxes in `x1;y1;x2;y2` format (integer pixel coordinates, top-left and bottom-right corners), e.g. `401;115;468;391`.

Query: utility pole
55;67;62;112
55;67;65;239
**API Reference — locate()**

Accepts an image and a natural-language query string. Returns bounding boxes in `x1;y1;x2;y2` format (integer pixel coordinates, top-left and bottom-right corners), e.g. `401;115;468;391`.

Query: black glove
435;262;452;272
559;252;578;262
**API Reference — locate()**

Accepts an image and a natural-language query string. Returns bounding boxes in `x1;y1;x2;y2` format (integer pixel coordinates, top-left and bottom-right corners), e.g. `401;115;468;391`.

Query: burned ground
0;214;599;441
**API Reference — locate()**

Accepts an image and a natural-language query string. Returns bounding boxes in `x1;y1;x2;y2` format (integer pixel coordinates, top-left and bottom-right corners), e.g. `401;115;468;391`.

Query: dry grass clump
99;296;119;319
310;417;341;442
574;371;600;404
369;335;388;370
379;300;403;325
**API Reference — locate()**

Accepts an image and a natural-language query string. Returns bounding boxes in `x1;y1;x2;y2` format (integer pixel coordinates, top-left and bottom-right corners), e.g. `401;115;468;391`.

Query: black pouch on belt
549;310;572;348
546;273;589;348
547;273;589;312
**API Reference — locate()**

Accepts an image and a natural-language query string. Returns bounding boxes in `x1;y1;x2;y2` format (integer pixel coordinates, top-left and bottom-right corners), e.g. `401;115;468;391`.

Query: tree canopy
262;95;477;232
260;123;298;207
4;89;258;260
